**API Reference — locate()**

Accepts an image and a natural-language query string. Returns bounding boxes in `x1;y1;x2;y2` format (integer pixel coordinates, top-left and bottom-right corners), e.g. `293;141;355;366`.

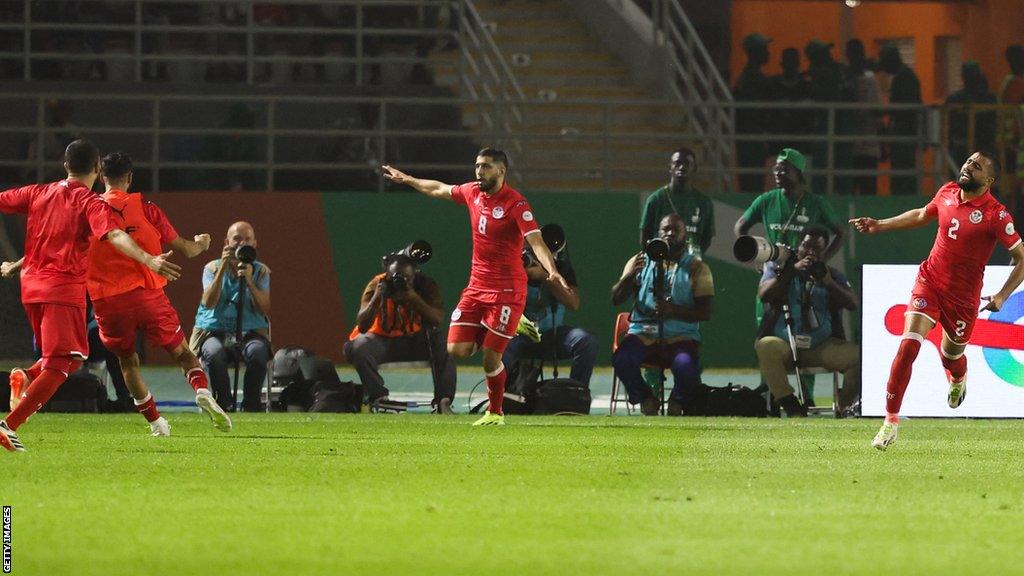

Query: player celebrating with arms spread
850;151;1024;450
382;148;569;426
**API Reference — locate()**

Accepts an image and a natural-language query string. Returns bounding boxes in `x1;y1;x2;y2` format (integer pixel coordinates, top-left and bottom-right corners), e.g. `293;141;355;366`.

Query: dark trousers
87;325;130;406
612;335;700;404
501;326;598;385
342;330;457;403
200;335;271;411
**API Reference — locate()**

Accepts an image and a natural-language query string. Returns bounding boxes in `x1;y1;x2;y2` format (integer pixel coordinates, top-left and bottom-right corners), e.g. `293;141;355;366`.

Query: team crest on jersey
1007;222;1015;236
912;297;928;310
451;309;462;321
969;210;983;224
492;206;505;219
523;211;534;222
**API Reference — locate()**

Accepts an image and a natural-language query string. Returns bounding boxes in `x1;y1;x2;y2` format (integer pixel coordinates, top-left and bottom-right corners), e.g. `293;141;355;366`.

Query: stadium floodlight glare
845;0;861;7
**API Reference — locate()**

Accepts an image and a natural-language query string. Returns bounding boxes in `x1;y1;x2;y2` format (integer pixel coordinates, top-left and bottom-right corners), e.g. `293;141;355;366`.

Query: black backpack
44;370;107;413
703;384;768;417
533;378;591;415
300;357;359;413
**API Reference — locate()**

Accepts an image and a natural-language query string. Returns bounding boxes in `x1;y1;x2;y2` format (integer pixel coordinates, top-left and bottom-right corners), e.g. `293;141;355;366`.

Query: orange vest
348;273;424;340
87;189;167;300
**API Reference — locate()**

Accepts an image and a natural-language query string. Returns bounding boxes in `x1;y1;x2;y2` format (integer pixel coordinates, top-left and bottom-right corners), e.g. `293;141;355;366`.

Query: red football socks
485;364;506;416
941;353;967;382
186;368;209;392
5;367;68;430
885;335;923;417
134;393;161;423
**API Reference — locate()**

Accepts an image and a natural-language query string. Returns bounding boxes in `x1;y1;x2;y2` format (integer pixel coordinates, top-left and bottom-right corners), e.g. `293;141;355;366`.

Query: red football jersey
451;181;540;295
919;182;1021;305
0;179;119;306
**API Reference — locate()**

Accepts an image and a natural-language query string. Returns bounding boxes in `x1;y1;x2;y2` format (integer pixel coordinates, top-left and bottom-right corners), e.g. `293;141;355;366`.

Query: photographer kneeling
343;253;457;413
611;214;714;416
755;227;860;417
190;221;271;412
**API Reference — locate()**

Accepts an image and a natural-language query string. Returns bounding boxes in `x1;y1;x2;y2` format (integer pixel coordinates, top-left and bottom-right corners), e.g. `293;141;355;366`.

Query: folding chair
609;312;669;415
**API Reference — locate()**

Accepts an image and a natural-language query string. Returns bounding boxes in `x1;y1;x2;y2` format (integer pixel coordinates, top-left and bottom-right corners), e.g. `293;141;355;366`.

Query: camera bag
533;378;591;415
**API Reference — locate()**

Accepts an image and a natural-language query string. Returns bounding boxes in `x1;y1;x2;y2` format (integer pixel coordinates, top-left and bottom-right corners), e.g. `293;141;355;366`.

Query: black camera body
803;261;828;281
522;224;566;268
235;244;257;265
381;272;410;296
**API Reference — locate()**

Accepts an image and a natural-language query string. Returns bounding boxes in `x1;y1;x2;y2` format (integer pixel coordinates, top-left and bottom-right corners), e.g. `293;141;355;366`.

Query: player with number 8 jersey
382;149;570;426
850;151;1024;450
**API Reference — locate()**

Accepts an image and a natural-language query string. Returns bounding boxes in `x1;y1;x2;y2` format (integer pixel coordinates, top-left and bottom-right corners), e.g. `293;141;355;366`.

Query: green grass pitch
4;413;1024;575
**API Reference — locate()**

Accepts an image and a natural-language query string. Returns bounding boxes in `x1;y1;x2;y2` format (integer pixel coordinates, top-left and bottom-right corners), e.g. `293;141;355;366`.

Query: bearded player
382;148;569;426
850;151;1024;450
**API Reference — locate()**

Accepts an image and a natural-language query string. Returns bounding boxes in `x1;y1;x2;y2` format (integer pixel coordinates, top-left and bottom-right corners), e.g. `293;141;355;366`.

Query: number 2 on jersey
948;217;960;240
478;215;488;235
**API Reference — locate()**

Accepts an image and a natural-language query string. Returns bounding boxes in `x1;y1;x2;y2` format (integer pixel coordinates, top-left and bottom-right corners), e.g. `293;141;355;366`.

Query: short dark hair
101;151;133;180
803;225;831;245
977;150;1001;181
65;139;99;174
477;147;509;170
672;146;696;163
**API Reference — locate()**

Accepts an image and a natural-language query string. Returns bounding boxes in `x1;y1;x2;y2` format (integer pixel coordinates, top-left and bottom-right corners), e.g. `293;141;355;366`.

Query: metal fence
3;90;1019;197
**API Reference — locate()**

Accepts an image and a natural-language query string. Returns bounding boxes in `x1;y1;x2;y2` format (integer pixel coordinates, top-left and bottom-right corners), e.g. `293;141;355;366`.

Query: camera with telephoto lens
381;240;432;296
732;235;792;265
643;237;670;262
522;224;566;267
803;261;827;281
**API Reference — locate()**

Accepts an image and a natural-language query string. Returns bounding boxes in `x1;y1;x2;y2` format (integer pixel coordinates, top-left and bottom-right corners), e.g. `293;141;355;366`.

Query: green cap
742;33;772;51
777;148;806;172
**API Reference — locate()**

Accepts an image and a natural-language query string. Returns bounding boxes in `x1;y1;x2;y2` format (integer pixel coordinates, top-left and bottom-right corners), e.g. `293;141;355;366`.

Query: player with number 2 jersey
850;151;1024;451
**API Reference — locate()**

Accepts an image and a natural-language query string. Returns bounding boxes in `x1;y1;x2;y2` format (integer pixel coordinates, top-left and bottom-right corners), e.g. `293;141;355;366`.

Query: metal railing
6;91;1013;197
651;0;734;190
453;0;526;180
0;0;461;86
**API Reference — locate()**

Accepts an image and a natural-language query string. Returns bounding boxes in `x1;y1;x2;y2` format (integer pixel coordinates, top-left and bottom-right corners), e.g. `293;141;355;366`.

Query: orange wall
731;0;1021;103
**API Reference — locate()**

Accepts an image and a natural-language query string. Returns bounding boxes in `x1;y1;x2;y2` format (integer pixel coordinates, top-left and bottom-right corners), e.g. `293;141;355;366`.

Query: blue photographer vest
771;275;832;348
628;253;701;341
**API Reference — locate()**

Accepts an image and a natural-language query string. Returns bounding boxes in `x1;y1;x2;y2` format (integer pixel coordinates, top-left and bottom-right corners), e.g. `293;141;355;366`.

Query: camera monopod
780;302;807;406
231;244;257;410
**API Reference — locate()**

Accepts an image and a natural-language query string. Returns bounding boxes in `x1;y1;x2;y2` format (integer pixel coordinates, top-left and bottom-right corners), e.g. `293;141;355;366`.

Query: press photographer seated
189;221;271;412
343;251;457;413
611;214;714;416
755;227;860;417
503;225;597;388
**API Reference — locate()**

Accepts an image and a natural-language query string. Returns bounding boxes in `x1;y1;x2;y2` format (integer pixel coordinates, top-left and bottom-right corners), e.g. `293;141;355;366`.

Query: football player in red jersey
0;140;179;452
382;148;569;425
851;151;1024;450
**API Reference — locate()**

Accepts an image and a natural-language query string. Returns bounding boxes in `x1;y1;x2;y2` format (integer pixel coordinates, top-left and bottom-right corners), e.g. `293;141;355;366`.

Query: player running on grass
86;152;231;436
0;140;180;452
382;148;569;426
850;151;1024;451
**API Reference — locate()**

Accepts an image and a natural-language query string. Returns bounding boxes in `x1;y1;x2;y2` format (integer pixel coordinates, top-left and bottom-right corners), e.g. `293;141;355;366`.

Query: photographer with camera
502;225;597;388
611;214;714;416
343;245;457;413
189;221;271;412
754;227;860;417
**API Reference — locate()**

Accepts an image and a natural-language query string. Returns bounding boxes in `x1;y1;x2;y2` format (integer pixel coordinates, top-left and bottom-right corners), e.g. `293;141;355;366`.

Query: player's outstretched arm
170;233;212;259
849;207;933;234
1;256;23;278
982;243;1024;312
381;165;453;201
106;229;181;280
525;232;571;293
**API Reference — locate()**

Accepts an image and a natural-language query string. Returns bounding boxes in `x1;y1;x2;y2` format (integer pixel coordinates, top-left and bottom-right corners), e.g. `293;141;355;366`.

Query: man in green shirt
733;148;845;259
640;147;715;257
733;148;846;410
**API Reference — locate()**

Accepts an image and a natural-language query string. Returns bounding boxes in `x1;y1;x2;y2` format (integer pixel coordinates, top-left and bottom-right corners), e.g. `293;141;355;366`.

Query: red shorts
93;287;185;357
448;288;525;354
24;302;88;371
907;280;978;343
